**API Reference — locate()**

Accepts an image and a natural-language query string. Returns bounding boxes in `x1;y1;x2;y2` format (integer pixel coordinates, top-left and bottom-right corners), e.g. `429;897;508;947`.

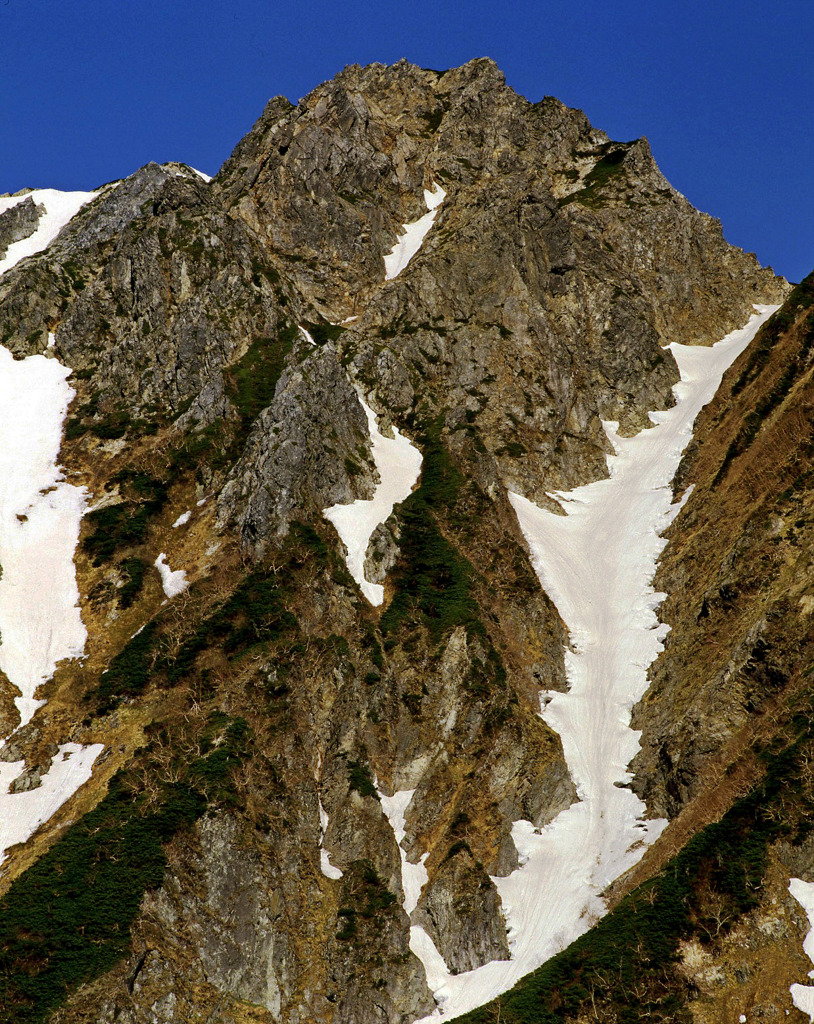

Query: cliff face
0;59;795;1024
631;279;814;822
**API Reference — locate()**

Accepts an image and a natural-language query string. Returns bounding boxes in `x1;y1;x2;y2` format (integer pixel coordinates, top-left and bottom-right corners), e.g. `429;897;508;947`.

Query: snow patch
790;878;814;1019
154;553;188;598
0;347;89;727
172;510;191;528
384;183;446;281
412;305;778;1022
299;326;316;347
0;188;98;277
323;391;422;605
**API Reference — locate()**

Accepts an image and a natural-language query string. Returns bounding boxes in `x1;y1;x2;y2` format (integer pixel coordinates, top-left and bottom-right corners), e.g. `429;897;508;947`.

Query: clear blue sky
1;0;810;282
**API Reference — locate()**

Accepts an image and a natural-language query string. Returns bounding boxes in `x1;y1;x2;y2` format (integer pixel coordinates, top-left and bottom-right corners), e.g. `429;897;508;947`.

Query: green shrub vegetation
379;417;508;700
81;470;168;565
95;621;159;713
118;556;149;608
303;321;345;346
336;860;397;942
225;323;298;429
167;570;299;685
89;523;335;715
380;418;480;640
347;757;379;799
558;145;629;210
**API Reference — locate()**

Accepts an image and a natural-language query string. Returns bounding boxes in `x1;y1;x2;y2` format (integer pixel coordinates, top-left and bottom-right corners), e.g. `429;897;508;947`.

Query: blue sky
1;0;810;281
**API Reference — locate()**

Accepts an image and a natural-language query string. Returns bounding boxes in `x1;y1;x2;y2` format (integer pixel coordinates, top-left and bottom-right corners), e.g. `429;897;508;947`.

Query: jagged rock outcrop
218;340;378;551
414;845;510;973
0;194;42;257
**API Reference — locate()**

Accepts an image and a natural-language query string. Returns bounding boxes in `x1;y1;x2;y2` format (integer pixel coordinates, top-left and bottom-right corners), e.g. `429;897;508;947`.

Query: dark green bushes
558;145;629;209
225;323;297;428
167;570;299;684
336;860;397;942
380;420;480;640
347;758;378;799
186;715;252;806
95;621;159;712
303;321;345;346
82;471;168;565
118;556;149;608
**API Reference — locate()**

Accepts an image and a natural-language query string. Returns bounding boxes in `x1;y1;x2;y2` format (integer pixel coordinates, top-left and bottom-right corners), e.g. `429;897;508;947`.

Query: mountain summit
0;60;809;1024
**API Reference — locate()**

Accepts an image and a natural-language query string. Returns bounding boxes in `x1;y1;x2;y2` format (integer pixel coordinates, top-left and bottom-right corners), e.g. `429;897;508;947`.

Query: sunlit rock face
0;58;799;1024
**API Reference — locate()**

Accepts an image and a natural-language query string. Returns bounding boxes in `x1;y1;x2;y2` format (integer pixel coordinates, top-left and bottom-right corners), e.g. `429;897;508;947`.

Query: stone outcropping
0;194;42;258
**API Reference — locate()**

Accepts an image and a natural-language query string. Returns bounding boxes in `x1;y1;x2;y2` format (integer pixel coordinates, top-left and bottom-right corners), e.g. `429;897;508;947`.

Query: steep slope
457;279;814;1023
0;59;789;1024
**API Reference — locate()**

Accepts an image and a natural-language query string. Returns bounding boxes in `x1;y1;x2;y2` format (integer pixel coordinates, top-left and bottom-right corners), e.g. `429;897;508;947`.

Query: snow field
323;391;422;605
0;743;104;869
408;305;778;1022
0;346;88;727
789;878;814;1019
0;188;98;276
0;187;105;867
384;183;446;281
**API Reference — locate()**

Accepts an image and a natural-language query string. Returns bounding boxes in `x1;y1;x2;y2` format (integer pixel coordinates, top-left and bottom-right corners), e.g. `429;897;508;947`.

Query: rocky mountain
0;57;807;1024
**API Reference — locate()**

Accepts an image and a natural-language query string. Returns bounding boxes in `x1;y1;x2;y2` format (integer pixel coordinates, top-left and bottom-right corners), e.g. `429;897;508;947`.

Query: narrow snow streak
0;188;98;276
323;394;422;605
412;305;778;1022
790;878;814;1019
384;183;446;281
318;799;344;880
0;188;105;867
379;788;449;995
379;788;429;915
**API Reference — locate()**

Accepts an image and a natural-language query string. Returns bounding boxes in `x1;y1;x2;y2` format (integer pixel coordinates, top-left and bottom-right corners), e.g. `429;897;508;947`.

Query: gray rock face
0;195;42;257
0;163;289;431
218;341;377;552
414;846;510;974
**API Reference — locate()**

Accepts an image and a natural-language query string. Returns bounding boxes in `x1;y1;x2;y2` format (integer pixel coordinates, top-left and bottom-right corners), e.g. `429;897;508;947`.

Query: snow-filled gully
384;183;446;282
377;306;777;1022
0;189;103;868
323;393;422;605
